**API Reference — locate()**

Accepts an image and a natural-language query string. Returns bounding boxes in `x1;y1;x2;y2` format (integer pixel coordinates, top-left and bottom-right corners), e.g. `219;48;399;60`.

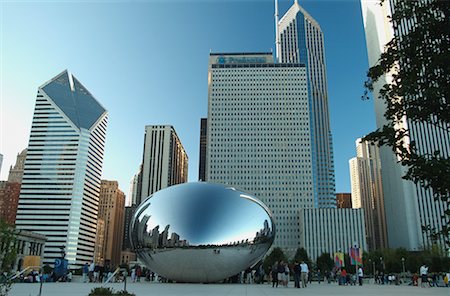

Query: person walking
300;261;309;288
358;266;364;286
293;262;301;288
271;262;279;288
82;263;89;283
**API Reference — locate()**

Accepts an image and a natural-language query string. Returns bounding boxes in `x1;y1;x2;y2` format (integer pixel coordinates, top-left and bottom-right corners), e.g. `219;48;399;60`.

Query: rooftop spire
274;0;281;62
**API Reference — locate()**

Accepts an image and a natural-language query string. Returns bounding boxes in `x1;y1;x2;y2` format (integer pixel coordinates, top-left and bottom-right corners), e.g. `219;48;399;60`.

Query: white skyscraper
206;52;312;251
361;0;448;249
277;1;336;207
16;70;108;267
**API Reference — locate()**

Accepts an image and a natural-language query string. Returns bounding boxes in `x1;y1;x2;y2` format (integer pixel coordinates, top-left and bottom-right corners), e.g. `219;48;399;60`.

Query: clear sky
0;0;375;199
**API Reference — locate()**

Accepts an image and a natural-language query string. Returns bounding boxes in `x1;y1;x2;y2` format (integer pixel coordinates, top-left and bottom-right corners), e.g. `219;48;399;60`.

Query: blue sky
0;0;375;198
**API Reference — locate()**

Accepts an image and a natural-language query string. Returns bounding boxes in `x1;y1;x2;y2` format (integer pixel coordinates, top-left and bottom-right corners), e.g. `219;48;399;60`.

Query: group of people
270;261;309;288
334;267;364;286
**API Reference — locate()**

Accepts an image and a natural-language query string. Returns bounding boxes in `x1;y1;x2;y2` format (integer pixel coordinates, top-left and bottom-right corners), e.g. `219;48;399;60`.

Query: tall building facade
336;193;352;209
361;0;448;249
16;70;108;267
349;138;388;250
122;205;137;252
299;208;366;261
8;149;27;183
128;165;142;206
198;118;207;181
95;180;125;267
277;1;335;208
206;52;312;251
0;182;21;225
139;125;188;202
0;149;27;225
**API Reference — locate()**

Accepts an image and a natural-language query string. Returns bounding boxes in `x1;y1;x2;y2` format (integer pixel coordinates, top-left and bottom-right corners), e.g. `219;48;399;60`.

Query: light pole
401;257;405;283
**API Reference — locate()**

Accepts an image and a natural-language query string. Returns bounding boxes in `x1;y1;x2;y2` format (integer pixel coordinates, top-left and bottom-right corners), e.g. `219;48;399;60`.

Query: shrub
88;287;114;296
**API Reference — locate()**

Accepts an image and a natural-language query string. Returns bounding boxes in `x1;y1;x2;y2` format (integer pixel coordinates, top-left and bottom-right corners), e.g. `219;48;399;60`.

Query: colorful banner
349;247;362;266
334;252;344;268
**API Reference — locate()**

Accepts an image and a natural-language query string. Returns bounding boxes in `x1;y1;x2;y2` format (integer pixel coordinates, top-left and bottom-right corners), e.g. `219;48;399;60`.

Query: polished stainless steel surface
130;182;275;283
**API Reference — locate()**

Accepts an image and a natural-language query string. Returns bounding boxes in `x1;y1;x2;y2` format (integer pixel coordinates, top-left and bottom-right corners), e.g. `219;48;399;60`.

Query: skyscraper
206;52;312;250
198;118;207;181
16;70;108;267
139;125;188;202
8;148;27;183
336;193;352;209
128;165;142;206
277;0;335;208
349;138;388;250
95;180;125;267
361;0;448;249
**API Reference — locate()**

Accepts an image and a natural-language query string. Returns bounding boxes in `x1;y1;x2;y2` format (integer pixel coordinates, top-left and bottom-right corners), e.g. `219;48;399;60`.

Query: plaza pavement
9;281;449;296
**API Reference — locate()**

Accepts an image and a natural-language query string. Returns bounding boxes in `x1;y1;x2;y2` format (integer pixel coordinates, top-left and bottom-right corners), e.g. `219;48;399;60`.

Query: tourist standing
300;261;309;288
420;264;429;287
88;261;95;282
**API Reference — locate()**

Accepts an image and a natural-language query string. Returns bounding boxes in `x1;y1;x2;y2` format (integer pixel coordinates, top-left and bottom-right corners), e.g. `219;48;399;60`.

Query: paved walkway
9;282;449;296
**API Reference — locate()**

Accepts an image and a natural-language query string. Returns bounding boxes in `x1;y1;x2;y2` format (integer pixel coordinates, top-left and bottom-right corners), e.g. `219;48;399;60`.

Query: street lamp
401;257;405;283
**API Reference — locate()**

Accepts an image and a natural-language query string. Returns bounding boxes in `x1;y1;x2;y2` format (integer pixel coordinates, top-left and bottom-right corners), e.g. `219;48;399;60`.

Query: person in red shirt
341;269;347;285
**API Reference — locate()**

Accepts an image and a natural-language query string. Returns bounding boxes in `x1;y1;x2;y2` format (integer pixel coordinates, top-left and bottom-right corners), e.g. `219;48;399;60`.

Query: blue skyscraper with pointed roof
16;70;108;267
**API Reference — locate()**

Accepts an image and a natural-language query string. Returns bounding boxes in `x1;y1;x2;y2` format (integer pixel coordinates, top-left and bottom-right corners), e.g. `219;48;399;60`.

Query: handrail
102;267;120;286
9;266;41;280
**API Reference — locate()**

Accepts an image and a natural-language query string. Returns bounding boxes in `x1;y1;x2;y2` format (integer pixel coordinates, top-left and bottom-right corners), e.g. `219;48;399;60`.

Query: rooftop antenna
275;0;281;62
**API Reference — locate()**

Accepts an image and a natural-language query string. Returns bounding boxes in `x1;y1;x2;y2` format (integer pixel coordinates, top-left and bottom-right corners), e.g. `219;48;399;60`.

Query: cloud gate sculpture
130;182;275;283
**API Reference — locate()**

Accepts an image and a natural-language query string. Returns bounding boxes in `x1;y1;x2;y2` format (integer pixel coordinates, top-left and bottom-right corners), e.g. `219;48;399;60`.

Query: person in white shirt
300;261;309;288
420;264;429;287
358;267;363;286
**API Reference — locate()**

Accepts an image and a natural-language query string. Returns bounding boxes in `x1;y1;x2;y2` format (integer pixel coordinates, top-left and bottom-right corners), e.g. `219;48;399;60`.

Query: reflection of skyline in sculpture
137;219;272;249
130;182;275;283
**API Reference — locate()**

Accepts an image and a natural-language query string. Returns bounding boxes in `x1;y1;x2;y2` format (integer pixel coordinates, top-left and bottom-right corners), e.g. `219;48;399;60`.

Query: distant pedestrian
293;262;301;288
271;262;279;288
82;263;89;283
358;267;363;286
88;261;95;282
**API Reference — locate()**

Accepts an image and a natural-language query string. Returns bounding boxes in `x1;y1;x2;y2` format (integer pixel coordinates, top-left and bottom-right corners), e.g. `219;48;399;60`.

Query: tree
0;219;17;296
363;0;450;246
262;247;287;273
316;253;334;273
292;247;312;268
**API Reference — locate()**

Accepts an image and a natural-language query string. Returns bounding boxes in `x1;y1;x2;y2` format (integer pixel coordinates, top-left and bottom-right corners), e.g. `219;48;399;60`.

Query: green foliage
0;220;17;273
363;0;450;246
292;248;313;271
89;287;114;296
262;247;287;273
362;247;450;274
316;253;334;273
88;287;135;296
0;218;17;296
